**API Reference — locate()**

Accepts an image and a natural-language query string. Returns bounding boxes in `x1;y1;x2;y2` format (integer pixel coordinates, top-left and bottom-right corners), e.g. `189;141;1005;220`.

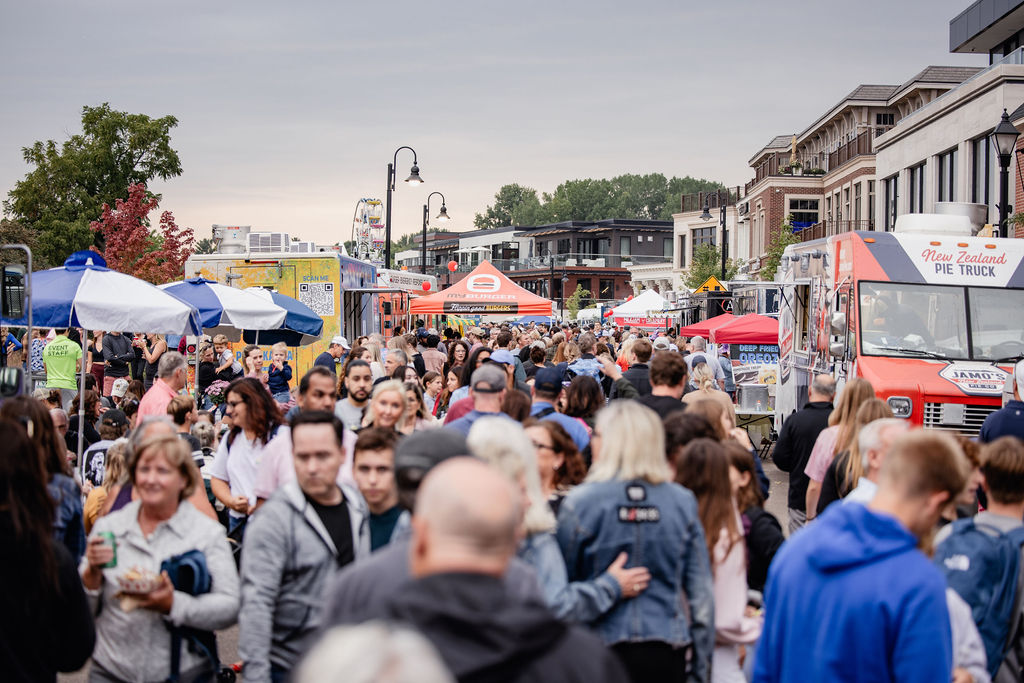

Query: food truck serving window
859;281;1023;362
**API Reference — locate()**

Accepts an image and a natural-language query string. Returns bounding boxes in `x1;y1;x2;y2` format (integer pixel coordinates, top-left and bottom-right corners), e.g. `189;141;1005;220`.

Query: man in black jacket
772;374;835;533
385;457;629;683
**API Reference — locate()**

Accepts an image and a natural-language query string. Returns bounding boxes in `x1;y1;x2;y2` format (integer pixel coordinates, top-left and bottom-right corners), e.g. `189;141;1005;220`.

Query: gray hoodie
239;480;369;683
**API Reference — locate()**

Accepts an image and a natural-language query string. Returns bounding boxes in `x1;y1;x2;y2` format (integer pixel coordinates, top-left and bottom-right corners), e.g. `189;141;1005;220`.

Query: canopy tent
678;313;736;339
711;314;780;345
410;261;553;316
610;289;667;317
516;315;557;326
159;277;287;340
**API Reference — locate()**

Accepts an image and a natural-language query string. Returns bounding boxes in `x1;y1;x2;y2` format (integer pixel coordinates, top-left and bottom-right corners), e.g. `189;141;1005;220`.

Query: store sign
444;302;518;314
614;316;670;328
938;363;1009;397
731;343;779;365
896;234;1024;287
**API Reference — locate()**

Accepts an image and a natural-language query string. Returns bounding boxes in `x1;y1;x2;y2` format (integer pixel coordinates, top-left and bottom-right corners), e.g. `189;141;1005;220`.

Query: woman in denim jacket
467;417;652;624
557;401;715;683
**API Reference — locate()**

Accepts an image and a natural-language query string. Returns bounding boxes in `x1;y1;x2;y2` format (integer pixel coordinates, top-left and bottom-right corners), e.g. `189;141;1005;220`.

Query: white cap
652;336;671;350
331;335;351;349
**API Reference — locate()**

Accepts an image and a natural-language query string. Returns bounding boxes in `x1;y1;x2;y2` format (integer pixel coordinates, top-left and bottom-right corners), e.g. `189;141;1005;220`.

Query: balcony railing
426;252;671;278
795;220;875;243
681;187;743;213
827;130;873;172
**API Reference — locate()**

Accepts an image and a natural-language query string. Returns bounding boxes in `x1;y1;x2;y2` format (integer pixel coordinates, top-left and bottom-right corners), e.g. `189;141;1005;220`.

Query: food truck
775;216;1024;436
375;268;439;336
186;249;378;380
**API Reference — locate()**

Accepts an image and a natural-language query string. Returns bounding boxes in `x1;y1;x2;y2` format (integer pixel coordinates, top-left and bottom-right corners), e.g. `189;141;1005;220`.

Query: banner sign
614;316;670;328
938;363;1009;397
731;343;780;365
444;302;518;315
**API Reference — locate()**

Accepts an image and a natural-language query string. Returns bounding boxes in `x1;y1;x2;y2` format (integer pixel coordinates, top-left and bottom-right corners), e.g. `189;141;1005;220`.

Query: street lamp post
421;192;450;275
992;109;1020;238
384;146;423;268
700;197;729;280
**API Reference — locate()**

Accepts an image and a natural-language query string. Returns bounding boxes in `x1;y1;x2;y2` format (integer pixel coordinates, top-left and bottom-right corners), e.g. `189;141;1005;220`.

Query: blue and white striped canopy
4;253;201;335
160;277;287;338
242;287;324;346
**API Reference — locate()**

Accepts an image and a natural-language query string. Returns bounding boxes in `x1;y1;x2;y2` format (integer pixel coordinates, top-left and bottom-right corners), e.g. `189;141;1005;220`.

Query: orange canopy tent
711;314;780;345
410;261;553;316
677;312;735;339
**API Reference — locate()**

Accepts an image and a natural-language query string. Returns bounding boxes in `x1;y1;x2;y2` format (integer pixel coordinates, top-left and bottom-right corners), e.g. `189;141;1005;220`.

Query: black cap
690;354;707;367
395;428;470;476
101;409;128;428
534;367;564;394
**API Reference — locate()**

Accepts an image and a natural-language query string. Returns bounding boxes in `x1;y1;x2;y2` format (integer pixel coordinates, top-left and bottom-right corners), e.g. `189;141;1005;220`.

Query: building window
854;183;862;222
557;238;571;254
788;199;820;226
678;235;686;267
884;175;898;231
619;236;630;256
825;196;832;223
843;188;850;223
835;192;842;221
662;237;673;260
875;113;895;137
971;135;992;208
599;279;614;300
868;181;876;229
937;148;957;202
908;163;926;213
692;227;715;248
576;278;592;306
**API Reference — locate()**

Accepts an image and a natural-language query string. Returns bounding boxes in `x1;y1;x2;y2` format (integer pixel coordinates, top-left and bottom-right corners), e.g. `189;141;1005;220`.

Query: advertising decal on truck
937;364;1010;397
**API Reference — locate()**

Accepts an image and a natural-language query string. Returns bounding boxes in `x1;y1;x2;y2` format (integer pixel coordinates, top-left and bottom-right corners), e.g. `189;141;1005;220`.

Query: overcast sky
0;1;987;246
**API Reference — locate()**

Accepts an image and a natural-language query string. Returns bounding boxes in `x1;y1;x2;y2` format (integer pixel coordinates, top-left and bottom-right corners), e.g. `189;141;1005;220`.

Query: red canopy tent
410;261;553;316
711;314;779;345
678;313;735;339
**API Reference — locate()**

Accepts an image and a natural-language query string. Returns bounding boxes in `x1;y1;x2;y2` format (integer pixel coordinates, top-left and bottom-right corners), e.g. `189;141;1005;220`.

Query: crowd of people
1;318;1023;683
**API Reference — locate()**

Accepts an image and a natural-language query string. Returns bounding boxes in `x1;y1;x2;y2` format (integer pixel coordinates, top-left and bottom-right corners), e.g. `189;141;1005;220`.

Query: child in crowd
213;333;242;381
267;341;293;403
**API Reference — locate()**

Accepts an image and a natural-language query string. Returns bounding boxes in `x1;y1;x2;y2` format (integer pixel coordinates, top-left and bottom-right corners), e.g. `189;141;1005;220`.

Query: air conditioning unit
290;241;317;253
248;232;290;253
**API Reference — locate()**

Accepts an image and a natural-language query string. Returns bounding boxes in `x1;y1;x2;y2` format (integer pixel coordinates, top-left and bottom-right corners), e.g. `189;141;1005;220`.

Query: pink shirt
713;509;763;645
803;425;840;482
253;428;356;500
136;379;178;421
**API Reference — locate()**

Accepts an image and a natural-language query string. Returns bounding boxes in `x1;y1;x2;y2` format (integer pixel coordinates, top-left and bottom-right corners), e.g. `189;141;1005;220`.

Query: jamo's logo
465;274;500;293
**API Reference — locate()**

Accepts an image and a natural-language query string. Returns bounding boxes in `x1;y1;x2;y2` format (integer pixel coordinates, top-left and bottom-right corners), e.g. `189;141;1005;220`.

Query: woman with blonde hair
682;361;736;427
363;341;385;380
815;397;893;514
467;417;650;624
399;381;436;434
556;401;715;681
361;380;407;432
803;377;875;517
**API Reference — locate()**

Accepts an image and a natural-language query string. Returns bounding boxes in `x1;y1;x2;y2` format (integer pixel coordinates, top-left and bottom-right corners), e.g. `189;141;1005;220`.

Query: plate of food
117;566;162;595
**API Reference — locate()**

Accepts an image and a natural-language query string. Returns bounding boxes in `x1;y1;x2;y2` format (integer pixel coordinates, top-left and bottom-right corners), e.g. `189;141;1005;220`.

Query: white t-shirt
209;425;290;518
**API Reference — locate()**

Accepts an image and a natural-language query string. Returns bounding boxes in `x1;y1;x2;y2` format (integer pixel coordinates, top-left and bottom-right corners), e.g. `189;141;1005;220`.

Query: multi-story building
672;187;749;287
741;67;979;276
874;0;1024;236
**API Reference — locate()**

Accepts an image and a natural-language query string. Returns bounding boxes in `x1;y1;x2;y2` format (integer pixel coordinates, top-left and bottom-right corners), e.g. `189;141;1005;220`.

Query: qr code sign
298;282;335;316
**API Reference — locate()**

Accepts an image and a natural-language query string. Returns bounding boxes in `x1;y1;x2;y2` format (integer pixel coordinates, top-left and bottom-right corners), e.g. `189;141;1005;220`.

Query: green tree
760;215;801;281
4;103;182;266
565;284;591;320
474;184;541;229
193;237;216;255
684;243;738;290
0;219;41;267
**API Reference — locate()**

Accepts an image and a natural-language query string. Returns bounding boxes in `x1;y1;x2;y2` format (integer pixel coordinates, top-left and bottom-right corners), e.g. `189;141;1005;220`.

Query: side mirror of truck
0;264;25;319
829;341;846;359
830;312;847;336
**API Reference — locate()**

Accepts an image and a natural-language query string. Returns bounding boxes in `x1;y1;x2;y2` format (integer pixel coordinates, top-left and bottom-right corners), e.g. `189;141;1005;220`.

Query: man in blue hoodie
754;430;969;683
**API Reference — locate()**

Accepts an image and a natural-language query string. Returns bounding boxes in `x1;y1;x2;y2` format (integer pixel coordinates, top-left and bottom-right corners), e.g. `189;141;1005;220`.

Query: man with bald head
384;458;628;683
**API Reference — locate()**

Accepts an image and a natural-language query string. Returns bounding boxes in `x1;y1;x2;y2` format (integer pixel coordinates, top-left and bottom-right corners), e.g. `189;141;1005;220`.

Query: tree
0;218;41;267
684;243;738;290
90;184;194;284
4;103;182;266
193;237;216;255
474;184;541;229
760;215;801;282
565;284;591;320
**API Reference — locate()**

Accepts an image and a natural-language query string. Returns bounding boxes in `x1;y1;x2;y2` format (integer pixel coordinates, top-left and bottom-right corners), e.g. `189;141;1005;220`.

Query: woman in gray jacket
81;431;239;682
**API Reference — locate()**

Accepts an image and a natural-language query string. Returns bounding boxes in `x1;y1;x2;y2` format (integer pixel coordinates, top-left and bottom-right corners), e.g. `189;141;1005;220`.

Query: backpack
934;518;1024;677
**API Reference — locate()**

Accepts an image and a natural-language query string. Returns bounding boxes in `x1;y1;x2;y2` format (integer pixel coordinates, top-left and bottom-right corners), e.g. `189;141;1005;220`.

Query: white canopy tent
610;289;667;317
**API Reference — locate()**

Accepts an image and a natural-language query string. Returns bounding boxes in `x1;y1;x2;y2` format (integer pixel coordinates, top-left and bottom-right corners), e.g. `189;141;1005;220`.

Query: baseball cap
488;349;516;365
331;335;351;349
690;353;707;367
111;378;130;398
471;364;507;393
653;336;671;350
534;367;564;394
101;409;128;428
394;427;471;490
416;327;428;339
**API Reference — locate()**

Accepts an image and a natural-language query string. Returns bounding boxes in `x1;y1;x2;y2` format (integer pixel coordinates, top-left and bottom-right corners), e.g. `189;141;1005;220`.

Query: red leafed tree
90;183;194;283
